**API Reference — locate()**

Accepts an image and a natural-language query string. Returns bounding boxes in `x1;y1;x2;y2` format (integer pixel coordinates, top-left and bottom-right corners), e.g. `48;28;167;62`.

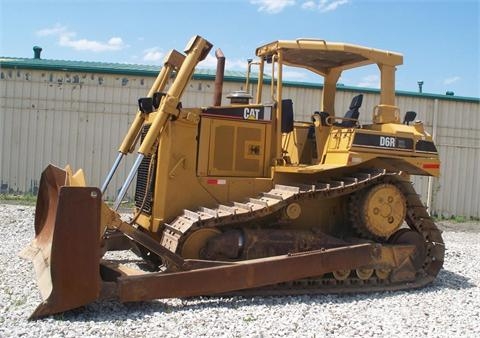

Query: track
159;170;445;293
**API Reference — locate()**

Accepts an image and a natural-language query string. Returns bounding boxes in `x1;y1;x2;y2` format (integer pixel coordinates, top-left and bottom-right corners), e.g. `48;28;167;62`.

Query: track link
158;170;445;293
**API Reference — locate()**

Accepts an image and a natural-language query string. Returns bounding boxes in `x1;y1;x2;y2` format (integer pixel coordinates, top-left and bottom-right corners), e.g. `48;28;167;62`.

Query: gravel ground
0;203;479;337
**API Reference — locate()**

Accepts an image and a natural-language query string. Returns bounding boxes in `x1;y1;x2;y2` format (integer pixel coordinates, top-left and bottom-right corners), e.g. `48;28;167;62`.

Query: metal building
1;52;479;218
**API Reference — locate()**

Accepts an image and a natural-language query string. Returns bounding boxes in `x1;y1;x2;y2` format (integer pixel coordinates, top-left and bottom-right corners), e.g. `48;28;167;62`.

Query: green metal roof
1;56;478;103
0;56;254;82
0;56;161;76
281;80;480;103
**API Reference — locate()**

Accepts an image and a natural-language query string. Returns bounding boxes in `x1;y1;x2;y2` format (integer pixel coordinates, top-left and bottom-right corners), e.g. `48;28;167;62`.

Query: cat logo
244;107;260;120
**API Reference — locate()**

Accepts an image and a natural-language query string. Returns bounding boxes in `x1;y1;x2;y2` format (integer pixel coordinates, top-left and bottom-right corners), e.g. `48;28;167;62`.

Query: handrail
326;115;360;128
296;38;327;44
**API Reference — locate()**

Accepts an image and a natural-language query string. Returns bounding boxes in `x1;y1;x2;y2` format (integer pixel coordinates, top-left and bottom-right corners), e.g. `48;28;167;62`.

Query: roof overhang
255;39;403;76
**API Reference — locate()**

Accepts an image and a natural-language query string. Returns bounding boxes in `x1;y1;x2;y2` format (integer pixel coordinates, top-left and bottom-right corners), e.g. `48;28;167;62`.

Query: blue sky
1;0;479;97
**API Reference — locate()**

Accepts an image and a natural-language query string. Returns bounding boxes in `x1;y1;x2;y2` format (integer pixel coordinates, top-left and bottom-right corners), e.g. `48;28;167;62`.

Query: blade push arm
112;36;213;210
100;50;185;194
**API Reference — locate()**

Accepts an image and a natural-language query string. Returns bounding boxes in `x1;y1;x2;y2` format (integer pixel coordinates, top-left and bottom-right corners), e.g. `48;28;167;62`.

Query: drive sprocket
350;183;406;239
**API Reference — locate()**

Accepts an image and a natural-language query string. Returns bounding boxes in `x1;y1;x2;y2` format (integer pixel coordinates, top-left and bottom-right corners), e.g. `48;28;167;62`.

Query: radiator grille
134;125;156;215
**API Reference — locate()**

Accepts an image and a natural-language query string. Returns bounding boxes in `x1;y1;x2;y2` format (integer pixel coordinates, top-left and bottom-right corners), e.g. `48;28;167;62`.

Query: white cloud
443;76;461;85
282;71;309;81
357;74;380;88
198;52;247;71
251;0;348;14
36;23;68;37
59;36;125;52
142;47;164;62
198;53;309;83
250;0;295;14
302;0;349;13
226;58;250;70
301;1;316;10
319;0;349;12
36;24;126;52
282;66;311;81
198;53;220;69
198;53;312;82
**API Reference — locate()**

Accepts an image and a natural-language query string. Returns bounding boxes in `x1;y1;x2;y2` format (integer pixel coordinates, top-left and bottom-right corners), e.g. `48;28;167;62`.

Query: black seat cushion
341;94;363;127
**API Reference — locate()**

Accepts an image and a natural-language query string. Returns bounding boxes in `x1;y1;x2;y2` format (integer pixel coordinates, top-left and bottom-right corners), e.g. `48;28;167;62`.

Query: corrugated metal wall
0;69;147;199
1;67;479;217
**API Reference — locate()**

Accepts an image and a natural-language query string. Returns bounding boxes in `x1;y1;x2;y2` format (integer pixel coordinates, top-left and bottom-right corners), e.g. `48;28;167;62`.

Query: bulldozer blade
20;165;102;319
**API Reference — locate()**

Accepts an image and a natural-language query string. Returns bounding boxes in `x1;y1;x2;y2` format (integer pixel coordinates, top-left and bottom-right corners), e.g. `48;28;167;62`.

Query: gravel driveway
0;203;478;337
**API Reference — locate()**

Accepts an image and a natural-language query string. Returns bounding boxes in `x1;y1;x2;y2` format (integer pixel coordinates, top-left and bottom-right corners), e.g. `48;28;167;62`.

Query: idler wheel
181;228;222;259
389;228;427;269
375;268;391;280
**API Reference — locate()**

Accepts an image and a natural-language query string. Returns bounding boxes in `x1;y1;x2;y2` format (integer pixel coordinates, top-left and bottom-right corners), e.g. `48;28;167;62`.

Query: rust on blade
20;165;102;319
34;165;67;241
116;244;414;302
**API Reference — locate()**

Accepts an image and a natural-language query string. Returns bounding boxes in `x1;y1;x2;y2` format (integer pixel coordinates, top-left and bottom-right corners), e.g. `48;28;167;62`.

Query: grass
0;194;37;206
0;193;477;221
0;193;136;212
104;199;136;209
243;315;257;322
13;296;27;308
433;214;479;223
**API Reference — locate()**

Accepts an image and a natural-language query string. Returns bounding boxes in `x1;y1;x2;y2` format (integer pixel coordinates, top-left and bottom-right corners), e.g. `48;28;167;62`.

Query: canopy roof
256;39;403;76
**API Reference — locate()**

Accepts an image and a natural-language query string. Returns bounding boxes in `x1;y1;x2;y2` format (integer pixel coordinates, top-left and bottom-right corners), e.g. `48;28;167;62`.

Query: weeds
0;194;37;205
433;214;479;223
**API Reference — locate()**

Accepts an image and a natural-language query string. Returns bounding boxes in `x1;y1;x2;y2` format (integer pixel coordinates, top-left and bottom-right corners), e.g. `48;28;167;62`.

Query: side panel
318;125;440;177
198;116;270;177
136;112;275;232
136;113;219;231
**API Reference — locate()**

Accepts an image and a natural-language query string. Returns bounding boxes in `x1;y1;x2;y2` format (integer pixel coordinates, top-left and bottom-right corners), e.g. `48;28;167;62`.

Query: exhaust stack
213;49;225;106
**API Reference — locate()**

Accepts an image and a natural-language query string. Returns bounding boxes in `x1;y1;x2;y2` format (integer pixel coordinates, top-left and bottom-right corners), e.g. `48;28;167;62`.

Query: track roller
375;268;391;280
333;269;351;281
356;268;374;280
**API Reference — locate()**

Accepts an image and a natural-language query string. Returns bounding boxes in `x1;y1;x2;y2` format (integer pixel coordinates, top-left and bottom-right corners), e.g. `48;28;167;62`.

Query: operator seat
281;99;294;133
338;94;363;127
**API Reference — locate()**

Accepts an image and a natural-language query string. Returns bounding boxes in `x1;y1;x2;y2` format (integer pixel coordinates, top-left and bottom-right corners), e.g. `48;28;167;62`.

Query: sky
0;0;479;98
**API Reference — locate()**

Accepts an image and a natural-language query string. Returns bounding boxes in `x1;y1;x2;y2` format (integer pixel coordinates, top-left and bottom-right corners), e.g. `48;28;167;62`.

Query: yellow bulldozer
21;36;444;319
